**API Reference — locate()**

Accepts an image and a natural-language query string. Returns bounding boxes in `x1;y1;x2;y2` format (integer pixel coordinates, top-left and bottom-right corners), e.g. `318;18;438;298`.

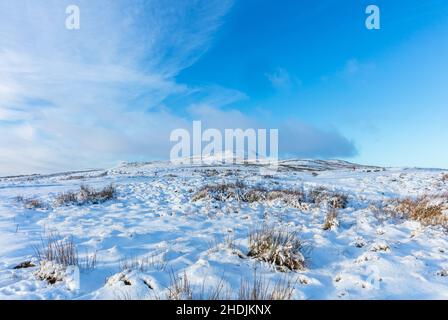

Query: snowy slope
0;160;447;300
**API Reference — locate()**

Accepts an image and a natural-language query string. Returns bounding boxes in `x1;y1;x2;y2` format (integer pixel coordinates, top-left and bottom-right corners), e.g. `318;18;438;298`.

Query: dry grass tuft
192;181;246;202
24;199;45;209
167;270;231;300
309;187;348;209
120;252;167;273
34;233;78;267
265;189;305;208
323;208;339;230
237;268;296;300
79;251;97;272
33;233;97;284
55;191;77;205
192;183;348;211
192;182;305;208
16;196;46;209
243;188;268;203
166;267;296;300
388;195;448;228
55;184;116;206
248;227;305;272
442;174;448;182
167;271;193;300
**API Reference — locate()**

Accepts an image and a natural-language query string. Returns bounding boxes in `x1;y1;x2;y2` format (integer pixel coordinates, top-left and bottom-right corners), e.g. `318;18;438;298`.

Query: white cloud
0;0;234;175
0;0;356;176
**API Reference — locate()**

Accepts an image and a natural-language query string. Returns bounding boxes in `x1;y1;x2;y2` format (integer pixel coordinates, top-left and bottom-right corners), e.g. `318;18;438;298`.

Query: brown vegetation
192;182;348;210
388;195;448;228
309;186;348;209
55;184;116;206
323;208;339;230
248;227;305;272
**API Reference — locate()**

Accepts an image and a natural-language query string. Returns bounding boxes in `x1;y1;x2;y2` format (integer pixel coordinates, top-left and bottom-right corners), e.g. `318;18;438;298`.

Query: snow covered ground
0;159;447;300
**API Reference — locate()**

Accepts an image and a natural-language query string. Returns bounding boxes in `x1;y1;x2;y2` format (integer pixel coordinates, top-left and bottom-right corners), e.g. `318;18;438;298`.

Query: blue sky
1;0;448;174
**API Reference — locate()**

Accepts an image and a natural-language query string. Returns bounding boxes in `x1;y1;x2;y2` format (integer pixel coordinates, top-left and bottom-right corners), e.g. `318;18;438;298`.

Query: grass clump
192;181;247;202
309;186;348;209
33;233;97;283
265;189;305;208
388;195;448;228
237;268;296;300
120;252;167;273
248;227;305;272
55;184;116;206
192;182;305;208
24;199;45;209
16;196;46;209
34;233;78;267
323;208;339;230
192;183;350;210
166;267;296;300
167;271;193;300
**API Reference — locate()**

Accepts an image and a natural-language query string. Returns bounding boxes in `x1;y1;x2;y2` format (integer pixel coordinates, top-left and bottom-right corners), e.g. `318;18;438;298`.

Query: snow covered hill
0;160;447;300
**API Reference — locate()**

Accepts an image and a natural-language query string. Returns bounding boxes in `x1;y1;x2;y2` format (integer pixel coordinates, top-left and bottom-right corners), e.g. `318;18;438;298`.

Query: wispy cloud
0;0;233;175
0;0;356;175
